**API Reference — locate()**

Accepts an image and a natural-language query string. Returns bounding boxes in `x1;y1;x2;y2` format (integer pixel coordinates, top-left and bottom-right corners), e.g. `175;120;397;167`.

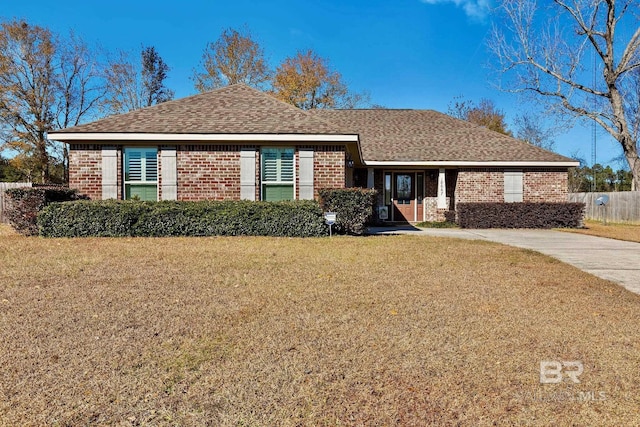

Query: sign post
324;212;336;237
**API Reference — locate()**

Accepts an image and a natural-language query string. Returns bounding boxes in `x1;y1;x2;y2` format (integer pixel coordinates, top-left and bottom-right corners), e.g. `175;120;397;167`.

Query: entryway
391;172;424;222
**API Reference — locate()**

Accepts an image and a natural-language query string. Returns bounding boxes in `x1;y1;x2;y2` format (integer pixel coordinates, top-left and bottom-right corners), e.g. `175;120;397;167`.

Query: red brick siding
177;145;241;201
311;146;346;198
455;169;505;204
523;169;568;202
424;170;457;220
455;168;569;205
69;144;103;200
70;143;349;202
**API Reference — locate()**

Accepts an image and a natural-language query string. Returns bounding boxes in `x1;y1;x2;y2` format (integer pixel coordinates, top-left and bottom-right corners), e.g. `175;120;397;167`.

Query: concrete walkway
368;226;640;295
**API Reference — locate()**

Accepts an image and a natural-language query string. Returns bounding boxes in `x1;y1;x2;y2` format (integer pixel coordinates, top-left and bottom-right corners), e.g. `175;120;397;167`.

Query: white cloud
421;0;492;21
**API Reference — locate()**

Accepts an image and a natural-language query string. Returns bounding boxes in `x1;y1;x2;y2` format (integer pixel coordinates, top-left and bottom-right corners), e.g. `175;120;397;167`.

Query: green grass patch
415;220;458;228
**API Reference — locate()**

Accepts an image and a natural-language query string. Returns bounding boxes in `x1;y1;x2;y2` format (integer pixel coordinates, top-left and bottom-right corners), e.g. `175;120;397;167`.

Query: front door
393;173;414;222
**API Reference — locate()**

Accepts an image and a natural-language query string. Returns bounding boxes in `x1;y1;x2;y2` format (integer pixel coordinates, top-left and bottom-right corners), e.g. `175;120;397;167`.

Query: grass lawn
560;220;640;243
1;224;640;425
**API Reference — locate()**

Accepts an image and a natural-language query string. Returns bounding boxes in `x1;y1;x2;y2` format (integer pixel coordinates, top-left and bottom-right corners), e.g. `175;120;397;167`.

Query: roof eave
363;160;580;167
47;132;359;143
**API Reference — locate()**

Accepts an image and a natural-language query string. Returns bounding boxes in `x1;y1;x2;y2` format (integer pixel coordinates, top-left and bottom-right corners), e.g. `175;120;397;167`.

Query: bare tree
513;113;557;151
104;46;173;114
55;32;107;182
0;20;107;183
0;20;58;183
490;0;640;189
192;27;270;92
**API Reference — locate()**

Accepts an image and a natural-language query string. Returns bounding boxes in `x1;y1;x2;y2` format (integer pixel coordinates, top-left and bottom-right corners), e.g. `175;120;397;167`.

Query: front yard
560;219;640;243
1;225;639;425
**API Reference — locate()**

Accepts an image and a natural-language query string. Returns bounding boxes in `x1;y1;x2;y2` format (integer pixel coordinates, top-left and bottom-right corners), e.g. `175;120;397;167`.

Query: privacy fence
569;191;640;224
0;182;32;223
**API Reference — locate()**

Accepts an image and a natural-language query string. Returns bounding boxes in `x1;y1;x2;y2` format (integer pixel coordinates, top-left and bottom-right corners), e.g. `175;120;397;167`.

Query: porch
351;168;456;223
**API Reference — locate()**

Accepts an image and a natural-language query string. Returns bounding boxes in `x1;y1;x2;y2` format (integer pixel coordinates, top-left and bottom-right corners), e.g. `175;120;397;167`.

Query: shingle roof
56;84;347;135
54;84;574;164
310;109;574;163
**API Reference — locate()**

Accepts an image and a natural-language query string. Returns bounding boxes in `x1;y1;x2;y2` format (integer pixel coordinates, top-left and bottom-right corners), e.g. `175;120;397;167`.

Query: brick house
49;84;578;222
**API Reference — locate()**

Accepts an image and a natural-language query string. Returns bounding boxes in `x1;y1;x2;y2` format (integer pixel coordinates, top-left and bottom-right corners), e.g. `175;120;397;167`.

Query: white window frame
123;147;158;201
260;147;296;201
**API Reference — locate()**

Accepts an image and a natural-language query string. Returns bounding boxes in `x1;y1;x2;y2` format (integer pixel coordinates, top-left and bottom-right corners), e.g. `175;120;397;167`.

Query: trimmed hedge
456;202;585;229
37;199;328;238
318;188;377;235
4;186;87;235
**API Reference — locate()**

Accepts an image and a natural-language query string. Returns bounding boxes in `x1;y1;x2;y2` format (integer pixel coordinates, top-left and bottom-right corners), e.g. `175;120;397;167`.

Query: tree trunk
628;156;640;191
37;137;49;184
620;135;640;191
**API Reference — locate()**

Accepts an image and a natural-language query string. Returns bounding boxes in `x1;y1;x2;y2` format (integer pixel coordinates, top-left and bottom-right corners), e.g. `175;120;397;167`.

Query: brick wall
455;169;505;204
177;145;345;201
68;143;349;202
69;144;103;200
456;168;569;205
424;170;457;221
177;145;241;201
312;146;346;197
524;169;568;202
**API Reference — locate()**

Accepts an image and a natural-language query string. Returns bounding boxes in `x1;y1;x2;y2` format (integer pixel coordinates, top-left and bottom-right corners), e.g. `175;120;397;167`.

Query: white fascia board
47;132;359;143
364;160;580;167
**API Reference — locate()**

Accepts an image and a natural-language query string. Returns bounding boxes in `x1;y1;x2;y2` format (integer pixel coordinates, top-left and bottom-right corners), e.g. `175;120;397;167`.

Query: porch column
240;148;256;201
101;146;118;200
437;168;447;209
161;146;177;200
367;168;375;189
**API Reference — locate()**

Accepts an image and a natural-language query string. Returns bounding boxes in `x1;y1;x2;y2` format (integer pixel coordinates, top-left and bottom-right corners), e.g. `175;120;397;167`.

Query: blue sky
3;0;623;166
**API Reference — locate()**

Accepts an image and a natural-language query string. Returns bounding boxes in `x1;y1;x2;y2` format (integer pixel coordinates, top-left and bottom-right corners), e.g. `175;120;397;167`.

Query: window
384;172;391;205
124;147;158;201
504;170;523;202
395;174;412;202
261;147;294;201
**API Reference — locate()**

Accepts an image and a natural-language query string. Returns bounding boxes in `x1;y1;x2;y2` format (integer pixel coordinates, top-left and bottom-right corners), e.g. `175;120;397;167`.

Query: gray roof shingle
54;84;574;164
310;109;574;163
57;84;347;135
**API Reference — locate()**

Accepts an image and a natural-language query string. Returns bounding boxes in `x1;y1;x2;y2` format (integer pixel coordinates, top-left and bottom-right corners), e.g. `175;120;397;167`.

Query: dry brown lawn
560;220;640;243
1;225;640;426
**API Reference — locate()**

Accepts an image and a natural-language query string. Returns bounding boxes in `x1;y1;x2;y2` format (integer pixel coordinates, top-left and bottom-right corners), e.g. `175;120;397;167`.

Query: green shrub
38;200;328;238
38;200;151;237
318;188;377;235
4;186;87;235
456;202;585;229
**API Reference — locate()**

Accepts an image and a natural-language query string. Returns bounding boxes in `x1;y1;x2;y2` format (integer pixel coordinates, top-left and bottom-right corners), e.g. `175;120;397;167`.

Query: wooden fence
569;191;640;224
0;182;32;223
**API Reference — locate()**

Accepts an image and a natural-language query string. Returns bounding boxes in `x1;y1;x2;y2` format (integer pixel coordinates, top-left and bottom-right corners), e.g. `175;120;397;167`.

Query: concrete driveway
369;226;640;295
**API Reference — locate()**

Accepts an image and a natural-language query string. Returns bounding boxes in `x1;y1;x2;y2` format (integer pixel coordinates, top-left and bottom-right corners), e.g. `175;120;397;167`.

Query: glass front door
393;173;414;221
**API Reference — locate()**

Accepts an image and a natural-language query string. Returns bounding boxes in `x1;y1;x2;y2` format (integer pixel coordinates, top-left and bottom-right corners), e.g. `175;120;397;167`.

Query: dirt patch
1;235;639;425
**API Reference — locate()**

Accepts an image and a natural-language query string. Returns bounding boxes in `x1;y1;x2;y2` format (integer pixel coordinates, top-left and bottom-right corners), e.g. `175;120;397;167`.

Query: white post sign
324;212;337;236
